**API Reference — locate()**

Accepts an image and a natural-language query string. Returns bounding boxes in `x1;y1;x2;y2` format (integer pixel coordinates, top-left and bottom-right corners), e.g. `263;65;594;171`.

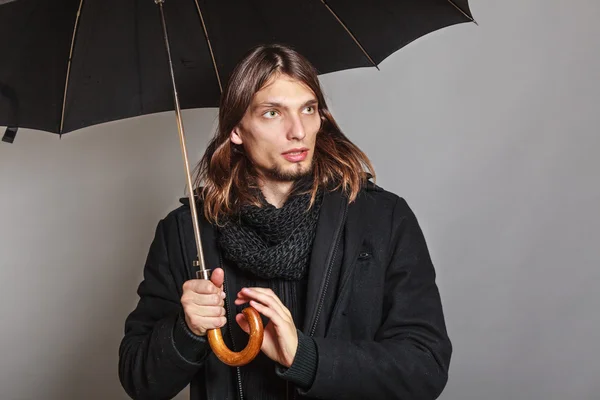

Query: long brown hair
194;43;375;224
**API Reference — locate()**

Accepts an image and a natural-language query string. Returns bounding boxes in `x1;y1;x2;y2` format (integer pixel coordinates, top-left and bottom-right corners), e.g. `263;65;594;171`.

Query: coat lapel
302;188;371;336
326;193;368;333
301;189;347;334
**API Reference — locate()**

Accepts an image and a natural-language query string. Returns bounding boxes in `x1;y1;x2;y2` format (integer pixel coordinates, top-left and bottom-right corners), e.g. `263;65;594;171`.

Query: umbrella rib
320;0;379;70
59;0;85;135
446;0;478;25
193;0;223;93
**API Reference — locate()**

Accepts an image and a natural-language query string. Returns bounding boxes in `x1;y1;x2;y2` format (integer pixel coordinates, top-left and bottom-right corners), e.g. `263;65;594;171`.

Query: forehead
252;74;316;105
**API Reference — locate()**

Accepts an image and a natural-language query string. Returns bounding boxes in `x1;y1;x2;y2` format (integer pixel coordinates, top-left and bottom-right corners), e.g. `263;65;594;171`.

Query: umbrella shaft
157;0;209;279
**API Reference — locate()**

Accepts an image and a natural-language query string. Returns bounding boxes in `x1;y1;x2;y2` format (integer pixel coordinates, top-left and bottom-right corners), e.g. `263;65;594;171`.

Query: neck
258;179;294;208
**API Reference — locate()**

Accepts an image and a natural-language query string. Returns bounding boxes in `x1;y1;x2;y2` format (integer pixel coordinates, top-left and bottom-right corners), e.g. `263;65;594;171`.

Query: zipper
309;201;348;337
219;252;244;400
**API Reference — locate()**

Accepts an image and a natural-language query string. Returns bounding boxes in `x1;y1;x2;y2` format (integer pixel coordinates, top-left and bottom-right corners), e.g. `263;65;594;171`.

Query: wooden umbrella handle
207;306;264;366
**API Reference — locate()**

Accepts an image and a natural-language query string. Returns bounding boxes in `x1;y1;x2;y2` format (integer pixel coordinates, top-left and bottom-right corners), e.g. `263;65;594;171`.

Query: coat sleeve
297;197;452;400
118;219;211;400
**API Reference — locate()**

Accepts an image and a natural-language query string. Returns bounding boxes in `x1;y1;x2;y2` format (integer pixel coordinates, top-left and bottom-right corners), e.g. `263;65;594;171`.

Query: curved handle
207;306;264;366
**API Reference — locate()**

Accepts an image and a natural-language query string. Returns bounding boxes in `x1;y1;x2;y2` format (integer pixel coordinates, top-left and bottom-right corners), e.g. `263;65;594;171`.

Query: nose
286;114;306;141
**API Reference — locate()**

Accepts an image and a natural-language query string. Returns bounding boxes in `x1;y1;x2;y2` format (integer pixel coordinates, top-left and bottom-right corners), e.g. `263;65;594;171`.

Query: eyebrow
254;98;318;110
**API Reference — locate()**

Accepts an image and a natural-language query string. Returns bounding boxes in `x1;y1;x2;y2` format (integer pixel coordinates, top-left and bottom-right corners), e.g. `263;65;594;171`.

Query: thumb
236;313;250;334
210;267;224;289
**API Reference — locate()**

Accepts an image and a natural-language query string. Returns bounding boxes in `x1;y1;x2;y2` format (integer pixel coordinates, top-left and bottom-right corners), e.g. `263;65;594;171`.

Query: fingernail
221;291;226;299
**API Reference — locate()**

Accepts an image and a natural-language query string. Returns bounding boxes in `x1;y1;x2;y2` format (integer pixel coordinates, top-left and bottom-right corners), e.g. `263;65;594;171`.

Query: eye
303;106;316;114
263;110;278;119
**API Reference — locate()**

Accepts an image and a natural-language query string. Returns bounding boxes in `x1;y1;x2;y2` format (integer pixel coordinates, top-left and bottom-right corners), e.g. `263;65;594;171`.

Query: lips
282;148;309;162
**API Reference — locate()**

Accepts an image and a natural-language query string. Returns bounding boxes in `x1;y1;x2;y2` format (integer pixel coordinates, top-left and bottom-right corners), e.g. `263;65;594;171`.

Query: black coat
118;183;452;400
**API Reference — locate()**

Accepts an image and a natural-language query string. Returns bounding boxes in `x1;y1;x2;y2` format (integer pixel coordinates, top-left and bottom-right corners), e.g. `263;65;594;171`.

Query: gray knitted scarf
218;184;323;280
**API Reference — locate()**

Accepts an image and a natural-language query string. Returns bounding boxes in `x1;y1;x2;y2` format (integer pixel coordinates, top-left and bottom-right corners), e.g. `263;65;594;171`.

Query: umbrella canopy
0;0;474;136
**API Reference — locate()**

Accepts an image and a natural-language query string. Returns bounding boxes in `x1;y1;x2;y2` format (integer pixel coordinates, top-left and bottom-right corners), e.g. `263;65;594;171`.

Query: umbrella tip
472;18;479;26
2;126;18;144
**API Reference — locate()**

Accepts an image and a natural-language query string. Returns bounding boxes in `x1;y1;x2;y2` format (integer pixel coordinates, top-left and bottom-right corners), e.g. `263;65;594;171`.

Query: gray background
1;0;599;399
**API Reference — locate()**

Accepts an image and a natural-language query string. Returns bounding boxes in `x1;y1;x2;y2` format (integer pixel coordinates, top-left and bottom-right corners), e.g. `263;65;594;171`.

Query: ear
230;126;243;145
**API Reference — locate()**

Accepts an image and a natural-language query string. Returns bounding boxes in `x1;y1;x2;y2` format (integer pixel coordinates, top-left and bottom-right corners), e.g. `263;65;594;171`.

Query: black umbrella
0;0;474;365
1;0;474;135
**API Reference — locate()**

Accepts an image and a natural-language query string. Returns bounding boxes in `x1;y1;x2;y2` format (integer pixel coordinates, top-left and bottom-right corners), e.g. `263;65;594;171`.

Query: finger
183;292;225;307
210;268;224;289
234;291;256;307
248;300;284;326
186;315;227;332
242;287;290;317
234;296;249;306
243;287;279;299
240;288;291;321
187;305;226;318
236;313;250;334
183;279;220;295
242;288;288;319
234;289;258;304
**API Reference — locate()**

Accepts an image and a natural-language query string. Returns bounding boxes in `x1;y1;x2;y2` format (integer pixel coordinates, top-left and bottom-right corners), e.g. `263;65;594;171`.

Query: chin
266;162;313;182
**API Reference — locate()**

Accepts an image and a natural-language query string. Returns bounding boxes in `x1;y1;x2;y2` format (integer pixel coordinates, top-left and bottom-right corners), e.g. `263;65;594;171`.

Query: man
119;44;452;400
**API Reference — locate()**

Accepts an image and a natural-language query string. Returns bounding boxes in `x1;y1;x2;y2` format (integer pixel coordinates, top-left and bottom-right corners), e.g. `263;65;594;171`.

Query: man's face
230;74;321;183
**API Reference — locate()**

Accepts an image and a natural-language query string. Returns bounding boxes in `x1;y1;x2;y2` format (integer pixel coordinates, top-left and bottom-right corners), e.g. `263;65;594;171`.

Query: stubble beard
263;159;314;183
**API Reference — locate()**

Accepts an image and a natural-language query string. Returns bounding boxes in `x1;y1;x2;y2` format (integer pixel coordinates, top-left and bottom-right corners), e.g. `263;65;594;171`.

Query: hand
234;287;298;368
180;268;227;336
